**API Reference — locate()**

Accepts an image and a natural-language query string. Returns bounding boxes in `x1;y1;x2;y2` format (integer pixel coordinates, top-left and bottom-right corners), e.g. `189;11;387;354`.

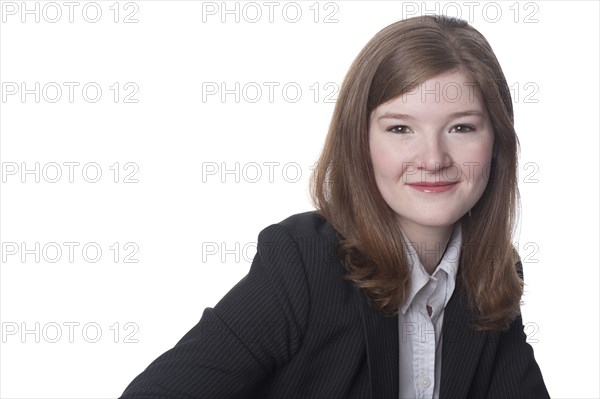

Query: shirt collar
399;222;462;315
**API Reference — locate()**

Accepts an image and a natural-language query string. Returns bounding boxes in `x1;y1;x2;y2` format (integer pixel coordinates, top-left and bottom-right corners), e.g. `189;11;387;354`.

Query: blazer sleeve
119;224;311;398
486;259;550;398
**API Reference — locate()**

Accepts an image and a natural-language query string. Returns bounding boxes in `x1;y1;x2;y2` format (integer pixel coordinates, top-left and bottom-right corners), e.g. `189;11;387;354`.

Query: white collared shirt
398;223;462;399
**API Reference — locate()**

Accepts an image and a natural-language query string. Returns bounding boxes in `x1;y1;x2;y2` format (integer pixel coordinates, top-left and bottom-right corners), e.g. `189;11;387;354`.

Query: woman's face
368;69;494;233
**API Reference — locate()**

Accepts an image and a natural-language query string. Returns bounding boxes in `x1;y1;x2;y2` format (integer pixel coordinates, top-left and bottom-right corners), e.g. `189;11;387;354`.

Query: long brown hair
311;15;522;331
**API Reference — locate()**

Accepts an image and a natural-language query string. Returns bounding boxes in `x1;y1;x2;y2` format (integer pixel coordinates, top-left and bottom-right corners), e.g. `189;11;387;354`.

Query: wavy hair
311;15;523;331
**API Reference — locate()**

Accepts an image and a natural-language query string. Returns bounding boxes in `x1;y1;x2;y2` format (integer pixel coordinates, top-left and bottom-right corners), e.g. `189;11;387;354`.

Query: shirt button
417;375;431;389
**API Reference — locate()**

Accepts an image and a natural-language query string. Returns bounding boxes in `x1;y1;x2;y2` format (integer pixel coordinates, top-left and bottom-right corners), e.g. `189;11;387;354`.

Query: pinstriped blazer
120;211;550;398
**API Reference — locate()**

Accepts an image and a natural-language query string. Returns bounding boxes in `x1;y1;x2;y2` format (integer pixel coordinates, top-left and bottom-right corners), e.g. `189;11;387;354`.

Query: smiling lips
406;181;458;193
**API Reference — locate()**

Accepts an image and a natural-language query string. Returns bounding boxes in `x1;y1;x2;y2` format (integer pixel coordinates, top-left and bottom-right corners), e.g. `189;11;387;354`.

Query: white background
1;1;598;398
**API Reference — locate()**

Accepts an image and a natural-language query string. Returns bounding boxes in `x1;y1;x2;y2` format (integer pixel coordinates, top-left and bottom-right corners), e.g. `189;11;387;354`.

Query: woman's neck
400;222;455;275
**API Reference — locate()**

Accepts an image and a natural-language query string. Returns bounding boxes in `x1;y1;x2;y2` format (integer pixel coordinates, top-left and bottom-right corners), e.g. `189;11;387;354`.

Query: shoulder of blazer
257;211;349;284
257;211;342;272
276;210;338;240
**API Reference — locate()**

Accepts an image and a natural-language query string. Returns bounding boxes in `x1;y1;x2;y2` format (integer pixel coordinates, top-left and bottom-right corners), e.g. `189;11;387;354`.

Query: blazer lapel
354;287;399;399
440;289;487;398
354;282;489;398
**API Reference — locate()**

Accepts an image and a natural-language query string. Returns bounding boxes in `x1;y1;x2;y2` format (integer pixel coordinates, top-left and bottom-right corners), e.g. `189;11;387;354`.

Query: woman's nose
417;136;453;173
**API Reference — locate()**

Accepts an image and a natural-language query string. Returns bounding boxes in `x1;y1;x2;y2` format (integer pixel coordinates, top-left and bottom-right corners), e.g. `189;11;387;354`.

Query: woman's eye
387;125;413;134
450;124;475;133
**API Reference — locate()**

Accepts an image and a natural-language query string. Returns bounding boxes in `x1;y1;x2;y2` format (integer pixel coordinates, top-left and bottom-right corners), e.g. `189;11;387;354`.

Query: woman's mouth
406;182;458;193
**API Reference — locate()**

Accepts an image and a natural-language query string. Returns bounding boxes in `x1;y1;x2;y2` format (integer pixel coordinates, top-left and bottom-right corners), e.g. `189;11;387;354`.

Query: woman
120;15;549;398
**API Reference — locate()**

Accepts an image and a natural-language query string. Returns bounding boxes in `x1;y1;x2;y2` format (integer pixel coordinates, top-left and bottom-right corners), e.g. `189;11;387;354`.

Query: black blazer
120;211;549;398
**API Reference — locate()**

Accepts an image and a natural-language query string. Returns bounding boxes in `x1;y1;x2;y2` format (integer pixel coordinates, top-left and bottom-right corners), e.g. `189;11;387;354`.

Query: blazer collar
355;285;488;398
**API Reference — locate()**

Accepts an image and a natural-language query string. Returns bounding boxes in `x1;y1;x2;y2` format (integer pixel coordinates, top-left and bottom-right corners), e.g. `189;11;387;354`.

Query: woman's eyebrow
376;110;484;122
376;112;415;122
447;110;485;119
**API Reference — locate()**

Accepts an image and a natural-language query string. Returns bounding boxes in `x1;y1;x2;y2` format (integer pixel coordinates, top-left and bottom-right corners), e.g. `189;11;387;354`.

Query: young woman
120;15;549;398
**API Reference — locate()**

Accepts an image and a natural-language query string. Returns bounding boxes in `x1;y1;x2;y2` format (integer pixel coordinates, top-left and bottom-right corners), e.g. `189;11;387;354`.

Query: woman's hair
311;15;522;331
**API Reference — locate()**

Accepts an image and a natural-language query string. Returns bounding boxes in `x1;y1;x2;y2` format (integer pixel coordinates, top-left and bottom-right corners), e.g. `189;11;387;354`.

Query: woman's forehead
372;70;487;117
